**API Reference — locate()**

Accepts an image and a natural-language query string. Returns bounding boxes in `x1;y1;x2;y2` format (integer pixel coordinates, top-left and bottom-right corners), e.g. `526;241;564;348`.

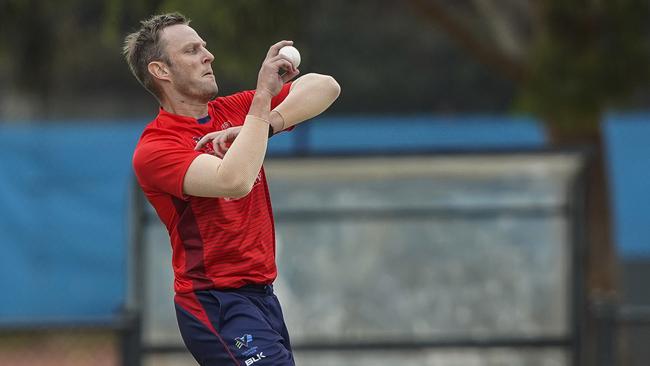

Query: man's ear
148;61;171;82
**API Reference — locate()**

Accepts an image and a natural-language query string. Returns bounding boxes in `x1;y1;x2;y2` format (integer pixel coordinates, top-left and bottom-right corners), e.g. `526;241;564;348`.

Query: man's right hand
256;40;300;97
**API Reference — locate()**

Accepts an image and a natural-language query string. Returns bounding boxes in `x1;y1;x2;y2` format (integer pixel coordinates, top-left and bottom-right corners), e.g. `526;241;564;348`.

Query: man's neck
160;94;209;119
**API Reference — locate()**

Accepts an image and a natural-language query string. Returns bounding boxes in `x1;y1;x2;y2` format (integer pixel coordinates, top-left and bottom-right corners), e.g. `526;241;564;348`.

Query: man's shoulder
133;116;189;159
139;113;188;139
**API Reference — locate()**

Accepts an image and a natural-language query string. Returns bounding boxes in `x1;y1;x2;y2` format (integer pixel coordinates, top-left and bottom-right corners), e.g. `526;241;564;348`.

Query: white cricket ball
279;45;301;68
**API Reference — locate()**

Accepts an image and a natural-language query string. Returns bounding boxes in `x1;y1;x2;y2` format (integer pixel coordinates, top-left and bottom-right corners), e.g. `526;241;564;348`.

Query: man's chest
189;111;245;154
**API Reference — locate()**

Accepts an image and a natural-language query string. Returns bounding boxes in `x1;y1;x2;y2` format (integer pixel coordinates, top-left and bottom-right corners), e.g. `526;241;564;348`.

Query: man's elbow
302;73;340;100
220;176;254;199
320;74;341;100
227;186;253;200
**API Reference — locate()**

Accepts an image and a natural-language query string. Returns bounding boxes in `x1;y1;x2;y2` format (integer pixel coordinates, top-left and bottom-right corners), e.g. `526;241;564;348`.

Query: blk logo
245;352;266;366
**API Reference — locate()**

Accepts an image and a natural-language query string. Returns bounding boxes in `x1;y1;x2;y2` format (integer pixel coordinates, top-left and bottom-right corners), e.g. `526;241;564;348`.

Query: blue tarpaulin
0;114;647;324
0;123;142;324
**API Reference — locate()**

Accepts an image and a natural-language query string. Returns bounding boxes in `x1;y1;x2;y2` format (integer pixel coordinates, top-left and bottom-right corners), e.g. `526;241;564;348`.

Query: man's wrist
254;88;274;100
245;114;271;125
249;88;273;118
269;110;285;134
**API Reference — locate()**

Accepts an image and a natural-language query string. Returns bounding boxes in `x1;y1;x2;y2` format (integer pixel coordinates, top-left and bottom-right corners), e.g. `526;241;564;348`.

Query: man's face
160;24;218;102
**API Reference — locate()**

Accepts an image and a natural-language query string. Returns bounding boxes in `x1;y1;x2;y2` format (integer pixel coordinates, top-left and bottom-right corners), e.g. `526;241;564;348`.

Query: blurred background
1;0;649;365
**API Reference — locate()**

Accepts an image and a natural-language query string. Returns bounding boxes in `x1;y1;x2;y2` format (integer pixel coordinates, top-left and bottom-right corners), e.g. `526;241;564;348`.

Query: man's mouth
203;71;214;77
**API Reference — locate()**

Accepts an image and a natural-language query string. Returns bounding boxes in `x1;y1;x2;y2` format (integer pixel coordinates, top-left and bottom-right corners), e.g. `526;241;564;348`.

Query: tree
408;0;650;363
0;0;304;118
155;0;304;92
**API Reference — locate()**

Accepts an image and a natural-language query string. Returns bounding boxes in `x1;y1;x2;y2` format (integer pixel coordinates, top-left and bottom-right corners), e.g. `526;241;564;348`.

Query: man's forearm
248;89;272;120
271;73;341;133
213;92;272;197
183;40;300;199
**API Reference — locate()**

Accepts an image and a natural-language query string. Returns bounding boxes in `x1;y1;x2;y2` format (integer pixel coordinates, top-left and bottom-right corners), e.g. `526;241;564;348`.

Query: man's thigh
175;290;294;366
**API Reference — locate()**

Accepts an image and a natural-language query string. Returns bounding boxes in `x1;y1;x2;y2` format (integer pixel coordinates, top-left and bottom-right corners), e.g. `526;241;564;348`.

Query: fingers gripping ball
279;45;301;68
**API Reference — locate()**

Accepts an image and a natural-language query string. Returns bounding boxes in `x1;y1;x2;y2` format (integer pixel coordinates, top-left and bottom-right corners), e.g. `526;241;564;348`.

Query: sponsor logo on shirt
254;171;263;186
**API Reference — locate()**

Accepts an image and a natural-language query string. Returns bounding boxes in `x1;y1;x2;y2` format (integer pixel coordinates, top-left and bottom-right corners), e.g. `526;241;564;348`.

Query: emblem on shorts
235;333;261;357
235;334;253;349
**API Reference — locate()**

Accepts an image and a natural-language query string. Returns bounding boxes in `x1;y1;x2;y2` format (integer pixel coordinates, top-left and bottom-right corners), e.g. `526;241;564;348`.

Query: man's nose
202;48;214;63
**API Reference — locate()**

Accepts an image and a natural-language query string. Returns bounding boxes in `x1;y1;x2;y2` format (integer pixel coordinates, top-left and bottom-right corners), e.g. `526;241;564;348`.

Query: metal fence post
594;298;618;366
120;311;142;366
122;177;146;366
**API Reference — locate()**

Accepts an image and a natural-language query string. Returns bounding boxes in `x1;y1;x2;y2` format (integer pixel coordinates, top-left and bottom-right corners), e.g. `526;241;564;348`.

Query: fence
126;150;589;366
1;117;649;365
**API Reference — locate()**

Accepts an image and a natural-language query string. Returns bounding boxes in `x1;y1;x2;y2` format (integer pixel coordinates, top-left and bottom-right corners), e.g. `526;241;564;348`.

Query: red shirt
133;84;291;294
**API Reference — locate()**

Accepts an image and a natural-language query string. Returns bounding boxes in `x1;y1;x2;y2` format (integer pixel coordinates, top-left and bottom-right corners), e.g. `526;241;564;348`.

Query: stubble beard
182;80;218;103
174;70;219;103
201;81;219;102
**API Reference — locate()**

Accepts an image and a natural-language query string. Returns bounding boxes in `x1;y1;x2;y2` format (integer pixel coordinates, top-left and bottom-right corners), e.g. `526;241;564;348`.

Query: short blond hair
123;13;189;100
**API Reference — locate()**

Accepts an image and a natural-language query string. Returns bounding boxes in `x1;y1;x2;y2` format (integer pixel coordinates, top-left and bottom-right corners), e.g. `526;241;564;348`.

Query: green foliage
156;0;304;90
517;0;650;133
1;0;137;94
0;0;303;96
0;0;647;119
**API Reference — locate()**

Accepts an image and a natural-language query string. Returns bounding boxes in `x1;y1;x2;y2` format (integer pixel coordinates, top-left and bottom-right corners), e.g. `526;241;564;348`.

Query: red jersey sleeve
272;82;293;109
219;82;293;128
133;131;202;200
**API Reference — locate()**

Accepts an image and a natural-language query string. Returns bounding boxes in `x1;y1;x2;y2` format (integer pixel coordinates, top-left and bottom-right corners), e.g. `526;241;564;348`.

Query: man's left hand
194;126;243;158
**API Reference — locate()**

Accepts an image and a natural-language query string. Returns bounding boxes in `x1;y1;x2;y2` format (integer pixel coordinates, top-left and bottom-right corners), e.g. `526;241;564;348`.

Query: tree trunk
546;121;620;366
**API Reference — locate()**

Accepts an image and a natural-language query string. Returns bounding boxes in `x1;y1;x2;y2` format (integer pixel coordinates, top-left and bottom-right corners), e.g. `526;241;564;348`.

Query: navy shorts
174;285;294;366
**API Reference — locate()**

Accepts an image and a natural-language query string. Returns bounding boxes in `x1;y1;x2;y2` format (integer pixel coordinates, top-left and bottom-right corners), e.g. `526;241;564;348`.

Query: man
123;12;340;366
